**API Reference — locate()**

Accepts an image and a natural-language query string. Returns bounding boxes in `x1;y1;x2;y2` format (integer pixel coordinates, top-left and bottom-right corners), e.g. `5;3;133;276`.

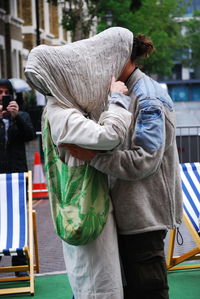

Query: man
0;79;36;276
25;27;135;299
66;33;183;299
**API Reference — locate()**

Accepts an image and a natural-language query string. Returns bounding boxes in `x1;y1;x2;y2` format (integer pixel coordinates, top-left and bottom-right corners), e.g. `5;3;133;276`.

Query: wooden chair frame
0;171;39;296
167;211;200;270
167;163;200;271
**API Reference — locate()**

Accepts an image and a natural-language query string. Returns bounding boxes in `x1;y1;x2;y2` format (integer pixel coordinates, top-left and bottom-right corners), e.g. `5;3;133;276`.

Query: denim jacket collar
126;68;145;94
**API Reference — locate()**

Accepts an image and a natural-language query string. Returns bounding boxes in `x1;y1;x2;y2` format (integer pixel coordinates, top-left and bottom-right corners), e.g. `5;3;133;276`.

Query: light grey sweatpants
62;205;123;299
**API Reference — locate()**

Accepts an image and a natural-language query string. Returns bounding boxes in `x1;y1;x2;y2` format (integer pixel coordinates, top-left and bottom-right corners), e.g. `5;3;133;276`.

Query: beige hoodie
25;27;134;162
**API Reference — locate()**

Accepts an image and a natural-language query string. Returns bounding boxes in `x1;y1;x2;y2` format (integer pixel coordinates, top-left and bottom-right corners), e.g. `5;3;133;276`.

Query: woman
25;27;134;299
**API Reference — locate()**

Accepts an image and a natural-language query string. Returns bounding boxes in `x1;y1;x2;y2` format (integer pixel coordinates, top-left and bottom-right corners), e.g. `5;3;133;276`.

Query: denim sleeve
134;106;164;154
109;92;131;110
90;105;166;181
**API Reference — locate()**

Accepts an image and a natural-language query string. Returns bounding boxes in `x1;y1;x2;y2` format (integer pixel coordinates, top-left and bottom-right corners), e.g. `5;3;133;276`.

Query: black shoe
15;271;28;277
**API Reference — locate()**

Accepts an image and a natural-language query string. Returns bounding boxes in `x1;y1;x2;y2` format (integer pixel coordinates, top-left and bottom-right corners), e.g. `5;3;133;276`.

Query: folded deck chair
167;162;200;270
0;171;39;295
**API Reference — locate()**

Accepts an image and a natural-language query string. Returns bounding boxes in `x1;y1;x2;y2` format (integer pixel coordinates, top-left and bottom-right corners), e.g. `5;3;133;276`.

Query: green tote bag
42;119;110;246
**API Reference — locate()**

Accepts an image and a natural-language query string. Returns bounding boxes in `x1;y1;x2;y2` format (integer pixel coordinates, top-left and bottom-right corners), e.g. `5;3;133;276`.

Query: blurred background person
0;78;36;277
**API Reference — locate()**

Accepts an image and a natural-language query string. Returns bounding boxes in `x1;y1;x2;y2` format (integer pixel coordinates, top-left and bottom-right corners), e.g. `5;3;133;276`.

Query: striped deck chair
167;162;200;270
0;171;39;295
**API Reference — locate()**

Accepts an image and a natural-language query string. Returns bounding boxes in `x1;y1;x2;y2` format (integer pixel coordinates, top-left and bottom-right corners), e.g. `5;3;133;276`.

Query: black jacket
0;111;36;173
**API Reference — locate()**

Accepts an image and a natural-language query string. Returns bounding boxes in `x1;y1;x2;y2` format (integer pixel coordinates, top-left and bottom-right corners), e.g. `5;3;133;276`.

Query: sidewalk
26;137;199;269
1;197;196;275
1;197;200;299
33;198;198;275
33;199;66;274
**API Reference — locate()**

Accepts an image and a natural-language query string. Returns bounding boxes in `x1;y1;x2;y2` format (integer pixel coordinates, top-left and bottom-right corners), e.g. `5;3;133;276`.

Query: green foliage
96;0;133;32
97;0;186;76
61;6;78;32
181;10;200;69
47;0;195;77
47;0;57;5
48;0;99;41
23;91;37;109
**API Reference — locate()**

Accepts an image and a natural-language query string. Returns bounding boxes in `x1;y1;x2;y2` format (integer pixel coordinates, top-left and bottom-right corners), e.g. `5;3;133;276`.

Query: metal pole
35;0;40;45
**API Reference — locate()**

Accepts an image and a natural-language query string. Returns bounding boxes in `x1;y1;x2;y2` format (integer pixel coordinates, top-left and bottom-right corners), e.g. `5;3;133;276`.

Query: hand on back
61;144;97;161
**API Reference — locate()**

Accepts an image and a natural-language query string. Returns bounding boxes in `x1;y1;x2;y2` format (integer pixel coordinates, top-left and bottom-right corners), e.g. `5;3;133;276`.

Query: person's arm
47;78;132;151
48;102;131;150
90;104;174;181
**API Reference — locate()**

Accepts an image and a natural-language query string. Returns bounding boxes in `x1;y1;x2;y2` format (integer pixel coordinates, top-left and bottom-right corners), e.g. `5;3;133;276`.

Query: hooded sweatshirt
24;27;136;299
91;68;183;234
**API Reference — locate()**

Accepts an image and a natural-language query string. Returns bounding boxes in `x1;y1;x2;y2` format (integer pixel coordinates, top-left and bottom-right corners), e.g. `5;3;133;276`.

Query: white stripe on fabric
15;172;27;250
185;163;199;194
181;166;200;213
11;173;20;251
22;173;28;248
0;174;8;253
180;163;200;232
183;193;199;228
0;173;27;255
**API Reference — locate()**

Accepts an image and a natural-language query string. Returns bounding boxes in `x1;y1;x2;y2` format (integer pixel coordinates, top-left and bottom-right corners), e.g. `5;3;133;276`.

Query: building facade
0;0;199;127
0;0;70;79
159;0;200;126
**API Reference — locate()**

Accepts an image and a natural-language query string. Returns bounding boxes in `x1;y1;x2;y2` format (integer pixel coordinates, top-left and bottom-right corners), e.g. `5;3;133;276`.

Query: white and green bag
43;120;110;246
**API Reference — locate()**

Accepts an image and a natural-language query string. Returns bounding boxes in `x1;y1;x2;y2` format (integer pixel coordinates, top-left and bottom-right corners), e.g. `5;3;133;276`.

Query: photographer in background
0;78;36;277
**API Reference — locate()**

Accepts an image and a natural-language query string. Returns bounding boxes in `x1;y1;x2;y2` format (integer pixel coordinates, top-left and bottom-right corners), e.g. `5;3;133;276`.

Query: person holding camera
0;78;36;277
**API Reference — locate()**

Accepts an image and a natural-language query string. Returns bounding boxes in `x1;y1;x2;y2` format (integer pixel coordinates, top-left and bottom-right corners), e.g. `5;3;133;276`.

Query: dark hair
0;79;14;96
131;34;155;64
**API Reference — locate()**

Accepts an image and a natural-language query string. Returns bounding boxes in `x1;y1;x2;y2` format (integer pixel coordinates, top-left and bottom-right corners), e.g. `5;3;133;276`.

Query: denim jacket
91;68;183;235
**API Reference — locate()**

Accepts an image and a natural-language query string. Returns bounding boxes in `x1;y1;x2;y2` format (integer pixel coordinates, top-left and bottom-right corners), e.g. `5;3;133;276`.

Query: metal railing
176;126;200;163
34;126;200;163
26;126;200;198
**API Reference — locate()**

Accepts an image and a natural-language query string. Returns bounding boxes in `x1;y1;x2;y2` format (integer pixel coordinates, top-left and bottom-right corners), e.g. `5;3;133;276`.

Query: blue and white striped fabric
180;163;200;233
0;173;27;256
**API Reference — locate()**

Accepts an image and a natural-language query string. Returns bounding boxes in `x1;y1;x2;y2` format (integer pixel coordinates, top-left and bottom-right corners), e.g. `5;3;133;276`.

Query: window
191;85;200;101
172;64;182;80
169;86;189;101
9;0;17;18
168;82;200;102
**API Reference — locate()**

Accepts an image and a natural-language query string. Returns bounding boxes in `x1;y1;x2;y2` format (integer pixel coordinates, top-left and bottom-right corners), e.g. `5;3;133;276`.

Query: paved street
0;199;66;278
34;198;198;275
0;196;199;280
1;133;199;276
26;138;66;274
33;199;66;275
26;138;200;273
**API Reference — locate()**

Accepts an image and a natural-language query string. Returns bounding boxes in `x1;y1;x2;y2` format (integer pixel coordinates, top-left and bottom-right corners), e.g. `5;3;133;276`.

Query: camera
2;95;12;111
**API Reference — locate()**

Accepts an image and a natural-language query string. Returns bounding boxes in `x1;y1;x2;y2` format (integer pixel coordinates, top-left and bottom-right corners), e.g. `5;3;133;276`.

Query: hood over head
25;27;133;118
